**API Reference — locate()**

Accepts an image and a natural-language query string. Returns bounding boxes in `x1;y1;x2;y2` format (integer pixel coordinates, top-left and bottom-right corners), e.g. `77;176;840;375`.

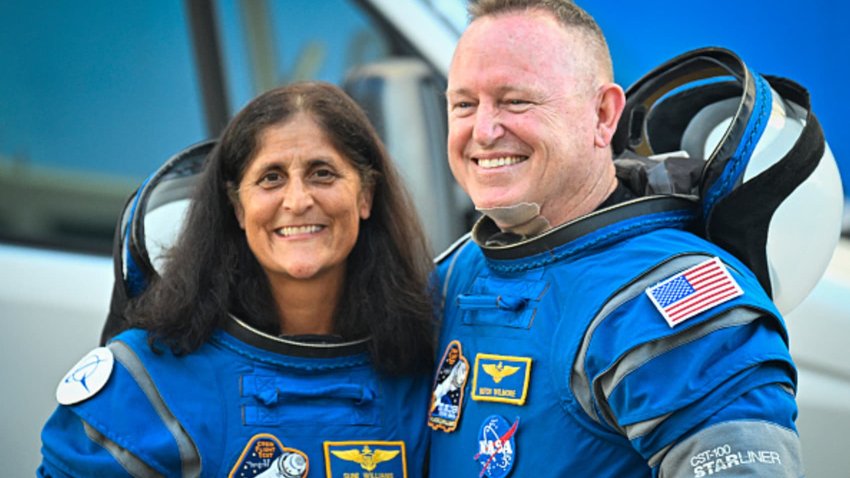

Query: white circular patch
56;347;114;405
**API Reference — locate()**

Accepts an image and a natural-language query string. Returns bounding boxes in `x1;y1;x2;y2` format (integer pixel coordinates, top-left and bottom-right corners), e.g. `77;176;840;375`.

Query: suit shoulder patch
56;347;114;405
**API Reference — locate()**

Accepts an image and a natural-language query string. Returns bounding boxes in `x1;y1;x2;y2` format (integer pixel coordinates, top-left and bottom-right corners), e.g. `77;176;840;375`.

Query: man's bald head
467;0;614;83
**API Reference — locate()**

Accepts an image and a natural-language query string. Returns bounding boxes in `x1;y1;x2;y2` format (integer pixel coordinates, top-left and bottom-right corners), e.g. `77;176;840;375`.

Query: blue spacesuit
427;196;804;477
40;316;429;478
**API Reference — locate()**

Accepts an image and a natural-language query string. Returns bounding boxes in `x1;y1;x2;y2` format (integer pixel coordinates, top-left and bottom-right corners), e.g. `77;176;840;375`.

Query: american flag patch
645;257;743;327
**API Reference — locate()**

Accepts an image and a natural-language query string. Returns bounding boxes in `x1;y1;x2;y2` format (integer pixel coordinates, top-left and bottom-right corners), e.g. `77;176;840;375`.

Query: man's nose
282;178;314;213
472;105;505;146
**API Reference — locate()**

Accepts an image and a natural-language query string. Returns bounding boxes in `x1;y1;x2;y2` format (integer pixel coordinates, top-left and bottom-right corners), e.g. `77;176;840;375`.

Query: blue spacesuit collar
472;195;697;262
223;314;371;358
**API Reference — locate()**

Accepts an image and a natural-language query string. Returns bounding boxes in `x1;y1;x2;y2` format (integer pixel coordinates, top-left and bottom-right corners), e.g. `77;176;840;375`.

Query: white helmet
102;140;214;343
612;47;844;314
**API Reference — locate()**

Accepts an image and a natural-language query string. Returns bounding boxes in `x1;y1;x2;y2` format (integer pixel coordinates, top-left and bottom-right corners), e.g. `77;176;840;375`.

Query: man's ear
594;82;626;148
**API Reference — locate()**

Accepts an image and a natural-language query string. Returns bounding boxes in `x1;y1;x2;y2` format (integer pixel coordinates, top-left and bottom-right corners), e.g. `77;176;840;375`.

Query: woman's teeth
277;225;322;236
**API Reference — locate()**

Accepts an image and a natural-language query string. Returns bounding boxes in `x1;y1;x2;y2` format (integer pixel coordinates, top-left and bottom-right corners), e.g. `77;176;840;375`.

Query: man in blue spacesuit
427;0;805;476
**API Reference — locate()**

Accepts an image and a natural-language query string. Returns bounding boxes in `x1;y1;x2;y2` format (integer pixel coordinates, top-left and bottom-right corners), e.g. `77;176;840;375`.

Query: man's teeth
278;225;322;236
478;156;524;169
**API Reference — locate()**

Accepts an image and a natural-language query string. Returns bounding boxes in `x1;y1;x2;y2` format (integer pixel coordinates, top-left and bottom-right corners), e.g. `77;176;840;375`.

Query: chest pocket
457;268;548;329
241;372;380;427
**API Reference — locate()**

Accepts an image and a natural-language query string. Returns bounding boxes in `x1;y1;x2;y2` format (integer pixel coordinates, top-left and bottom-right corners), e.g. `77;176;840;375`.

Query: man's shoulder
613;227;745;265
434;232;474;265
434;232;487;280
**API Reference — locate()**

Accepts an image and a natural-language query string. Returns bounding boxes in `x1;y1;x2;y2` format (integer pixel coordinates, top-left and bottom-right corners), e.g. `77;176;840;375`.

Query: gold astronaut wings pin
331;445;399;471
482;361;520;384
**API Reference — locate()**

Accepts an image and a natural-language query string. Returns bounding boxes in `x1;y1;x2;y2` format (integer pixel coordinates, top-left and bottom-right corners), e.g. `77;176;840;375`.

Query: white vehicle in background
1;1;848;477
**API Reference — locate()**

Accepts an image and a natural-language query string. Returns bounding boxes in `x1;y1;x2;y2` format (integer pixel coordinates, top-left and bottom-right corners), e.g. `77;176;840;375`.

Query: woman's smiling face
233;114;373;285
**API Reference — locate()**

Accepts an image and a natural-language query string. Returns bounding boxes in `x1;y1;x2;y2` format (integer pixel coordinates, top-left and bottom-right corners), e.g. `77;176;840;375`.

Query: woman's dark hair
127;82;435;374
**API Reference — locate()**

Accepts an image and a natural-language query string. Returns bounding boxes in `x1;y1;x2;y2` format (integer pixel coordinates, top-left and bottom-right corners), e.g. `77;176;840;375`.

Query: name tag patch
428;340;470;432
472;353;531;406
323;441;407;478
228;433;308;478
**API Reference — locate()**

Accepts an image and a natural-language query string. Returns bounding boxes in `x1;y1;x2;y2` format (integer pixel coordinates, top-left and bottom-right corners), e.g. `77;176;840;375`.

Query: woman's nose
281;178;314;213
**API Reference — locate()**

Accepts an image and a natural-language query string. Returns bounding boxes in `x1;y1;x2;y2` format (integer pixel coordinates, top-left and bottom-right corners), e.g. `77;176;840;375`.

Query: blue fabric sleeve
630;361;796;457
653;383;803;477
598;311;797;462
39;406;135;477
38;340;182;477
607;313;794;427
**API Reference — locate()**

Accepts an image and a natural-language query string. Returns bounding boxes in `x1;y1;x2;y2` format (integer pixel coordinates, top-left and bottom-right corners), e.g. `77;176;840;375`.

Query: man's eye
451;101;476;117
505;99;532;112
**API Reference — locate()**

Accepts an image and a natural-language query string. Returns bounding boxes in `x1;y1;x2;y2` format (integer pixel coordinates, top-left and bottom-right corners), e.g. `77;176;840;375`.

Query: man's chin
476;201;553;236
468;192;523;213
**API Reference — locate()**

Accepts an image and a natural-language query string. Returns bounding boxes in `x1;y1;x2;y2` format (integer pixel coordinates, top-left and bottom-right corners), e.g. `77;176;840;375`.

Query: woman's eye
258;171;284;187
311;168;338;182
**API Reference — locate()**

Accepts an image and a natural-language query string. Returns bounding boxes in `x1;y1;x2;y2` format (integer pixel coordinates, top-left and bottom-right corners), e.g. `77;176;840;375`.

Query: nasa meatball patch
474;415;519;478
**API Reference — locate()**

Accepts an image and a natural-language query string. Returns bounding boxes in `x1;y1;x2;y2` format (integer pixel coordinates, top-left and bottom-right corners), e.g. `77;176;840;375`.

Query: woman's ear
227;183;245;229
594;82;626;148
359;185;374;220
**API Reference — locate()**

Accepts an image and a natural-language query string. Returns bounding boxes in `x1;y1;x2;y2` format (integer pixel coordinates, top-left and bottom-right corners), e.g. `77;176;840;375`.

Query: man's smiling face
446;11;610;228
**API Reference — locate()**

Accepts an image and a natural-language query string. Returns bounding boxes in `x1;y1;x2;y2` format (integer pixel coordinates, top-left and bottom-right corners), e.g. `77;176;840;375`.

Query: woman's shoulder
43;333;201;476
54;328;226;421
108;327;149;351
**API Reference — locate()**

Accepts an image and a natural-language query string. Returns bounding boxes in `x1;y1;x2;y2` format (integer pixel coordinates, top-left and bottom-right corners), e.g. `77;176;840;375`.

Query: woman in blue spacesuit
39;82;434;477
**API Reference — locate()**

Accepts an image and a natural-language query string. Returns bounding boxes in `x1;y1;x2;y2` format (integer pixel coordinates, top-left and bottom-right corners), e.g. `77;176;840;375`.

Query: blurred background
1;0;848;476
1;0;846;255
